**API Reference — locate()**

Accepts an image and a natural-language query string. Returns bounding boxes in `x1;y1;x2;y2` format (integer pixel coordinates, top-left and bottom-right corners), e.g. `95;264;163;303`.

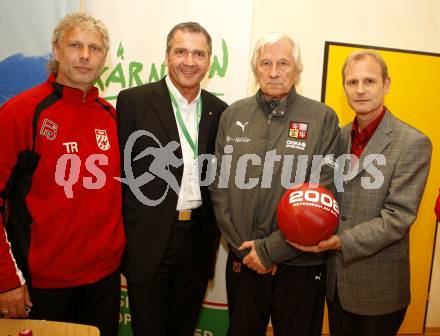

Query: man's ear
52;44;60;62
384;77;391;94
293;66;302;85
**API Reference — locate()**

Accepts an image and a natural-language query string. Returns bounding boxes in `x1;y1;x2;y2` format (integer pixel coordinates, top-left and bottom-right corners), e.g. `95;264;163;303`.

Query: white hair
250;32;303;76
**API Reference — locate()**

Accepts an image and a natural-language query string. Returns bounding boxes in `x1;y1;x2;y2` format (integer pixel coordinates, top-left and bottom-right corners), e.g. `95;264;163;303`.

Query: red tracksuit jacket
0;75;125;292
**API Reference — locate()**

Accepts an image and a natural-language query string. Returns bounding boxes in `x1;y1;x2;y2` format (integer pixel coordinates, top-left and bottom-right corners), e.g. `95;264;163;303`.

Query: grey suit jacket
327;110;432;315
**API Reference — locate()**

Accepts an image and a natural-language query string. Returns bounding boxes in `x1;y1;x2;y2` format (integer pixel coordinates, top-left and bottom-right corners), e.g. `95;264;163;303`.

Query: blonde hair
342;50;389;82
48;12;110;74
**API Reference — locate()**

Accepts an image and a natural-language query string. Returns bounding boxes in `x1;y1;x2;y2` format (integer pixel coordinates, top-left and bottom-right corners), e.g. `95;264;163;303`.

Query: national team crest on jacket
95;129;110;150
289;121;308;139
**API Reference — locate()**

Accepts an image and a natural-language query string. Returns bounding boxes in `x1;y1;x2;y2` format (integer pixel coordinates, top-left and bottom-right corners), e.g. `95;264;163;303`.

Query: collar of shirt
165;75;201;107
48;73;99;103
351;107;386;157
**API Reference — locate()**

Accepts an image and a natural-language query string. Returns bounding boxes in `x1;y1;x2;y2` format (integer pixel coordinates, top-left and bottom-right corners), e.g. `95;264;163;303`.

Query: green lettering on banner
129;61;144;87
118;288;133;336
147;62;166;83
100;40;228;101
196;306;229;336
148;63;160;83
160;62;167;78
208;39;228;79
94;66;109;91
118;287;229;335
117;42;125;60
106;63;126;89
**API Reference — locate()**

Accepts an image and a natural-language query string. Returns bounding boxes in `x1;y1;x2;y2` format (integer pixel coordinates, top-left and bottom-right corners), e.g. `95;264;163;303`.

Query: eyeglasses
258;59;291;72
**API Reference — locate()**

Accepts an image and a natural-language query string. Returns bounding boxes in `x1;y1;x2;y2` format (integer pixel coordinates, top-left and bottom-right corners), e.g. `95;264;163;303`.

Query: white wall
251;0;440;328
251;0;440;97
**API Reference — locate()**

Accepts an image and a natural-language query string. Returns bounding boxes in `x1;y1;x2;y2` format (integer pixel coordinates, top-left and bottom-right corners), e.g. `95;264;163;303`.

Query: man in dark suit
291;50;432;336
116;22;228;336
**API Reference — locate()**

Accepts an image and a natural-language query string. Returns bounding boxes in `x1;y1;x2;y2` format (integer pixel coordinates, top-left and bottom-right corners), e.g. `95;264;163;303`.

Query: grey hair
166;22;212;56
251;32;303;76
48;12;110;74
342;50;389;82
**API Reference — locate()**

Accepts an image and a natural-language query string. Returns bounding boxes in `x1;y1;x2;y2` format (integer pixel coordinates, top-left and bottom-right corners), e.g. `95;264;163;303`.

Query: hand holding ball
277;183;339;245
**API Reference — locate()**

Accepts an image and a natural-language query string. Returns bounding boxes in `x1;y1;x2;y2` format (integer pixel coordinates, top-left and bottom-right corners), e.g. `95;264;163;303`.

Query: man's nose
183;52;195;65
356;82;366;94
269;63;280;77
79;47;90;60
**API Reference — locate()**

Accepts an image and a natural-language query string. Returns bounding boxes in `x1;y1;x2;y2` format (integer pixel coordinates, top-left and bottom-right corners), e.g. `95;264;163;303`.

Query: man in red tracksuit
0;13;125;336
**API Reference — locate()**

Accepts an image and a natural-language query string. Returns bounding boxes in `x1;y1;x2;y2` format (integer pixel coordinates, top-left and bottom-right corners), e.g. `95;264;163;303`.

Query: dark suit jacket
116;78;228;284
327;110;432;315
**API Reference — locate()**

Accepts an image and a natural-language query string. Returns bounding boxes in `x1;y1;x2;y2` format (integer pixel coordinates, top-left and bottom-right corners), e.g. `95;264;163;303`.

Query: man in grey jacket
291;51;432;335
209;32;340;336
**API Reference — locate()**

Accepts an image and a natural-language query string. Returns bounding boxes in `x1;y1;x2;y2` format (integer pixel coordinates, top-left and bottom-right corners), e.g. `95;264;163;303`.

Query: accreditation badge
187;161;202;201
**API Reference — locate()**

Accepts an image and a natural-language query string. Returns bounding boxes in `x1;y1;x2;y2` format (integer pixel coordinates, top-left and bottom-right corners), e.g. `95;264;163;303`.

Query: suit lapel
340;126;354;178
197;90;213;155
151;78;182;158
347;110;393;181
341;126;352;155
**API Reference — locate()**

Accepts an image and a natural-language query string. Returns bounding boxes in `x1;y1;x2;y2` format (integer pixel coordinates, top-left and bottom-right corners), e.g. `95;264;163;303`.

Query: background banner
83;0;253;105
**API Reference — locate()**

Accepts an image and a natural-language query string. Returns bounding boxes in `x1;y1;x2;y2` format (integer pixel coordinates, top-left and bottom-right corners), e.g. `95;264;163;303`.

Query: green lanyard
169;91;202;159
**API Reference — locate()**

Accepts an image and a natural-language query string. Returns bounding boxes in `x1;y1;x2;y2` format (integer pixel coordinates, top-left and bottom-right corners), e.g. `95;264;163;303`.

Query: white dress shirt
165;76;202;211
